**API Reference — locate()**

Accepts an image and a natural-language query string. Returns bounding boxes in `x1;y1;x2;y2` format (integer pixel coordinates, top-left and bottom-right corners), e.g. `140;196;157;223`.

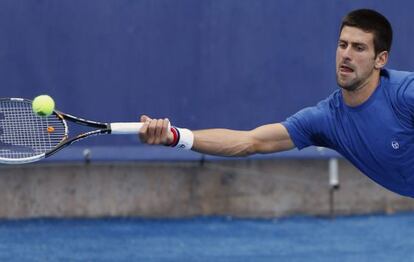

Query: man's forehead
339;26;374;45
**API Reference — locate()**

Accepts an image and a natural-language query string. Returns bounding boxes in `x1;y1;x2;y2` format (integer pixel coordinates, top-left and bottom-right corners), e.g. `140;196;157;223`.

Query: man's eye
355;45;365;52
338;42;347;48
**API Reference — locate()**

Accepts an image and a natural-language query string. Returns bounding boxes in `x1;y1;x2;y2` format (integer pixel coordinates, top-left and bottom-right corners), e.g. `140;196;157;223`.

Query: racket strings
0;99;66;159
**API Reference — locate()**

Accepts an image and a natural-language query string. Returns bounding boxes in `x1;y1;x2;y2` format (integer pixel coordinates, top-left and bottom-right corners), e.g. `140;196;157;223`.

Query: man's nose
340;46;352;61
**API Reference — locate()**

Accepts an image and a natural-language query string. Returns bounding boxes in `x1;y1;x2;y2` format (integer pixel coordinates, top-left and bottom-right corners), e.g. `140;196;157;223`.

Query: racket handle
110;122;144;134
110;121;172;134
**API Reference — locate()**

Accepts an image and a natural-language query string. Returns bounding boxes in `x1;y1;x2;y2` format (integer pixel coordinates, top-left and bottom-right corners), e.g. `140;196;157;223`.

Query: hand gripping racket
0;98;144;164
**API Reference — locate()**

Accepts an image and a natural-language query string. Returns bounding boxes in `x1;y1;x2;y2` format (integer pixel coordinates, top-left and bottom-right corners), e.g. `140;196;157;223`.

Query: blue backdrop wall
1;0;413;148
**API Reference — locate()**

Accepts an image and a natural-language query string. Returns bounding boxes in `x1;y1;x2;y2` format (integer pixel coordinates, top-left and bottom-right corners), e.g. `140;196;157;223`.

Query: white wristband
176;128;194;150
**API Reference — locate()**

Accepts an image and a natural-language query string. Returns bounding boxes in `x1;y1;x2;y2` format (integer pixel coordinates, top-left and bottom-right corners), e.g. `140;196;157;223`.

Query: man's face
336;26;378;91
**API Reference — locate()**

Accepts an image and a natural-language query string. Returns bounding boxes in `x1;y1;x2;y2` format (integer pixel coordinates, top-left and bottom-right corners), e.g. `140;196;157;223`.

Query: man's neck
342;73;381;107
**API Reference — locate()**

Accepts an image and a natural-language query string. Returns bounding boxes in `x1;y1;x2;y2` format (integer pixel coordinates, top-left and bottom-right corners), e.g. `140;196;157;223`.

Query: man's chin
338;82;360;91
336;78;357;91
339;85;358;91
337;75;358;91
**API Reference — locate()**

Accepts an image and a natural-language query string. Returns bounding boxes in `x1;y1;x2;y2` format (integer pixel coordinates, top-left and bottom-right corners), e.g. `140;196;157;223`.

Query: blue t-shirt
282;69;414;197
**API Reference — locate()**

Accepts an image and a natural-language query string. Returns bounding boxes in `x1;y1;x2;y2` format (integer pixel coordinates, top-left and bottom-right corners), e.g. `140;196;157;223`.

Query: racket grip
110;122;172;134
110;122;144;134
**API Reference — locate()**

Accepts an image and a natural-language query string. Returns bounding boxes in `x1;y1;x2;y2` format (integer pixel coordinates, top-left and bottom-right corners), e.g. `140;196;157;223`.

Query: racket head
0;98;68;164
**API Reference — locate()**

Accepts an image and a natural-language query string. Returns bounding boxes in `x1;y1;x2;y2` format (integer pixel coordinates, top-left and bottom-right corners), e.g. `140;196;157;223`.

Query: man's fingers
160;119;170;144
138;115;151;142
138;120;150;142
138;116;172;145
153;119;164;144
146;119;158;144
140;115;151;122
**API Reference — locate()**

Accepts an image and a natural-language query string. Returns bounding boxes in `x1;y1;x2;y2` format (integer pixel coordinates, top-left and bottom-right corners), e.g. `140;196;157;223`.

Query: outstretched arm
192;124;294;156
139;115;295;157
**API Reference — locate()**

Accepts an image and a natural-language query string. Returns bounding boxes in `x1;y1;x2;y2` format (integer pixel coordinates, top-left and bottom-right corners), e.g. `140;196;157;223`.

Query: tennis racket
0;97;146;164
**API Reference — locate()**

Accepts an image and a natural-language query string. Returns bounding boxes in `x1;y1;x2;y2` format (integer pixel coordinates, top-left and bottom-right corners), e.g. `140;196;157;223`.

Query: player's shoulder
382;68;414;86
383;69;414;122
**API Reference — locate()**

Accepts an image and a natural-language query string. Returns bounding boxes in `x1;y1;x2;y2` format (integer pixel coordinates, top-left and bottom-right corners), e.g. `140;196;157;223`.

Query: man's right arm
139;115;295;157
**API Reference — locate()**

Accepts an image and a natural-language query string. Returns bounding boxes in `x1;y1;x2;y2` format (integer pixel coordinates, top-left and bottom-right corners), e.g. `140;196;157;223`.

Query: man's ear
374;51;388;69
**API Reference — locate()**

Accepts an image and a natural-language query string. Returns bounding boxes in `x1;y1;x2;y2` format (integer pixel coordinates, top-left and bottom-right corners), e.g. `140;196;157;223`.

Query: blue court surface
0;212;412;261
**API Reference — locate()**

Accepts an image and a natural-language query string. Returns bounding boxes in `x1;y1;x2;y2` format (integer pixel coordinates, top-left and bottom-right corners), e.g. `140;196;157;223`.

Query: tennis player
139;9;414;197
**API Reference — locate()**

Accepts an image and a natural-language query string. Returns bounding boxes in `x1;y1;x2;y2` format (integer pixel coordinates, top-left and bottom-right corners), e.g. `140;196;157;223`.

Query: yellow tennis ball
32;95;55;116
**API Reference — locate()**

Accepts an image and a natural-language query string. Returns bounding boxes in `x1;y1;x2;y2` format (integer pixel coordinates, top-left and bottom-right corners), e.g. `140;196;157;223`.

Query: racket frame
45;111;111;158
0;98;143;164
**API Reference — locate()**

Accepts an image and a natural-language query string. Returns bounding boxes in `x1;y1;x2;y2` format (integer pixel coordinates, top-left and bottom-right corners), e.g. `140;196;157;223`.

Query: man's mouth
339;64;354;73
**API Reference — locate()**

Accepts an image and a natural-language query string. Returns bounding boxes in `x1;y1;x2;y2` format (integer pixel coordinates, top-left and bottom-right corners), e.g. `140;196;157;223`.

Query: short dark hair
340;9;393;55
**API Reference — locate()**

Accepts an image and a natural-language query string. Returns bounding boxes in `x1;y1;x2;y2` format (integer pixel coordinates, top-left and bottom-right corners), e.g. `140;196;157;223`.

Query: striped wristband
168;127;194;150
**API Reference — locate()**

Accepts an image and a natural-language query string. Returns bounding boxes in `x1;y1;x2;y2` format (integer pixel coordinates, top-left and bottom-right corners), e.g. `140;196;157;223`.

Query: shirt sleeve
281;103;329;150
400;76;414;116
